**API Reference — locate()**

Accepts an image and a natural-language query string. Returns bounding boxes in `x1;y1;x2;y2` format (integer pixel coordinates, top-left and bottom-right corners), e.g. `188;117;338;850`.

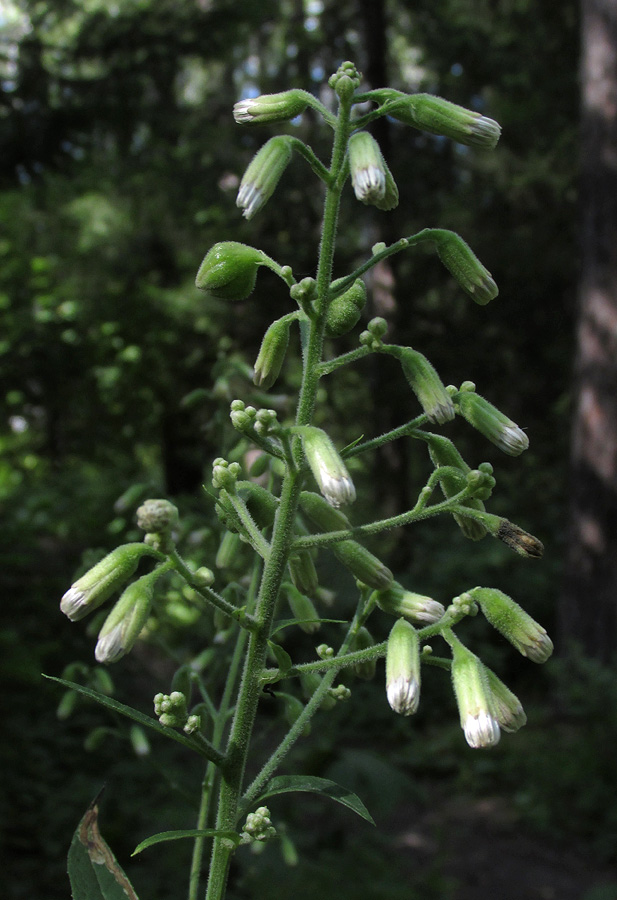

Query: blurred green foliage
4;1;611;899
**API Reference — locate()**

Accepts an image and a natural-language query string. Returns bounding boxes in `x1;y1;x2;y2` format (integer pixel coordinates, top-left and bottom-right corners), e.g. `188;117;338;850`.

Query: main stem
203;96;352;900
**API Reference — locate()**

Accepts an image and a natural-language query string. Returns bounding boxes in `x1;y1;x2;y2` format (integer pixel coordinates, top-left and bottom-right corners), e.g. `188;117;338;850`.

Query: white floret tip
463;710;501;748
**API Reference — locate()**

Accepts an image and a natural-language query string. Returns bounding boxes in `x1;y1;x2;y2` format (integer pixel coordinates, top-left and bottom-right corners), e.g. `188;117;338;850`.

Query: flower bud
455;387;529;455
326;279;367;337
282;583;321;634
238;482;279;529
375;582;445;624
300;427;356;508
196;242;263;300
60;543;154;622
348;133;385;204
289;550;319;596
470;587;553;663
331;540;393;590
450;640;501;748
424;434;487;541
386;346;455;424
233;90;308;125
483;666;527;733
386;618;421;715
328;61;362;96
95;569;161;664
136;499;179;533
389;92;501;150
300;490;351;532
253;315;291;389
351;626;377;680
216;530;242;569
433;232;498;305
236;136;294;220
496;520;544;558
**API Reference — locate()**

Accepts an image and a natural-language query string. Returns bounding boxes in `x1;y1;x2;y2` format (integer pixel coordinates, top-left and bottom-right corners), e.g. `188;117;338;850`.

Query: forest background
3;0;617;898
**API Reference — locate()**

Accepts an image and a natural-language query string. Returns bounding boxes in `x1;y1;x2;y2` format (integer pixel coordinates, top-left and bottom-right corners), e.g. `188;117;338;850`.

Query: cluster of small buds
455;382;529;456
440;591;479;627
465;463;496;502
212;458;242;491
358;316;389;353
290;277;317;310
153;692;202;735
316;643;335;660
240;807;277;845
328;684;351;702
328;61;362;99
230;400;279;437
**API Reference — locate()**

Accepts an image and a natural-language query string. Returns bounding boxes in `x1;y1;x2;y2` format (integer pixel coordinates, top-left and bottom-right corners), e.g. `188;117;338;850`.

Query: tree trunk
560;0;617;661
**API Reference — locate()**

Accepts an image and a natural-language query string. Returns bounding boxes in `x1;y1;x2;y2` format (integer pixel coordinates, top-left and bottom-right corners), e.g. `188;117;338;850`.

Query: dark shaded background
3;1;616;898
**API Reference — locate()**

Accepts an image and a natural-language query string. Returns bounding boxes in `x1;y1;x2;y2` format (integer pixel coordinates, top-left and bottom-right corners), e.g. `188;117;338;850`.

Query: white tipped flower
348;132;398;210
388;92;501;150
236;136;293;220
386;618;421;715
376;582;445;625
470;587;553;663
450;639;501;749
300;427;356;508
233;90;308;125
94;569;162;664
455;385;529;456
60;543;155;621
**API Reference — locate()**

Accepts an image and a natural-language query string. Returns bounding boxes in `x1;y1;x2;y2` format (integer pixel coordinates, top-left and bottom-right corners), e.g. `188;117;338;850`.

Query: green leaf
255;775;375;825
271;618;346;637
268;640;293;673
68;795;139;900
132;829;241;856
44;676;215;760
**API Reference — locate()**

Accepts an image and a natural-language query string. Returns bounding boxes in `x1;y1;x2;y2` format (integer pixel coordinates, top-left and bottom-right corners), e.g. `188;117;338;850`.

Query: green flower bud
375;582;445;624
483;666;527;733
237;482;279;529
289;549;319;596
331;540;393;590
136;499;179;533
236;136;294;220
386;346;455;424
253;315;291;389
351;626;376;680
195;241;263;301
433;232;498;305
326;279;366;337
300;427;356;508
450;640;501;748
216;530;242;569
329;61;362;96
470;587;553;663
388;92;501;150
299;491;351;532
455;388;529;455
386;618;421;715
184;714;202;735
212;458;241;491
233;90;308;125
425;433;487;541
60;543;155;622
95;569;161;664
282;583;321;634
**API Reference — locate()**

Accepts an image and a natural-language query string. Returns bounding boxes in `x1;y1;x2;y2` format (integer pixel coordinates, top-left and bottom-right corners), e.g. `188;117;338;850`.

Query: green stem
341;417;428;457
170;550;258;630
203;94;354;900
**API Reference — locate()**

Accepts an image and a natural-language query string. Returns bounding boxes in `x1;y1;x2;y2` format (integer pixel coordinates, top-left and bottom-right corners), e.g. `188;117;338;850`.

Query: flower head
470;587;553;663
60;543;154;622
300;427;356;507
455;383;529;455
233;90;308;125
236;136;293;220
450;639;501;748
386;618;421;715
376;582;445;625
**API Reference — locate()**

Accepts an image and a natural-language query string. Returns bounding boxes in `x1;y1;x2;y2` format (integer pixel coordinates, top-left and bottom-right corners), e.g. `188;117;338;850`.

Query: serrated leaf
68;795;139;900
132;829;241;856
44;676;212;759
254;775;375;825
